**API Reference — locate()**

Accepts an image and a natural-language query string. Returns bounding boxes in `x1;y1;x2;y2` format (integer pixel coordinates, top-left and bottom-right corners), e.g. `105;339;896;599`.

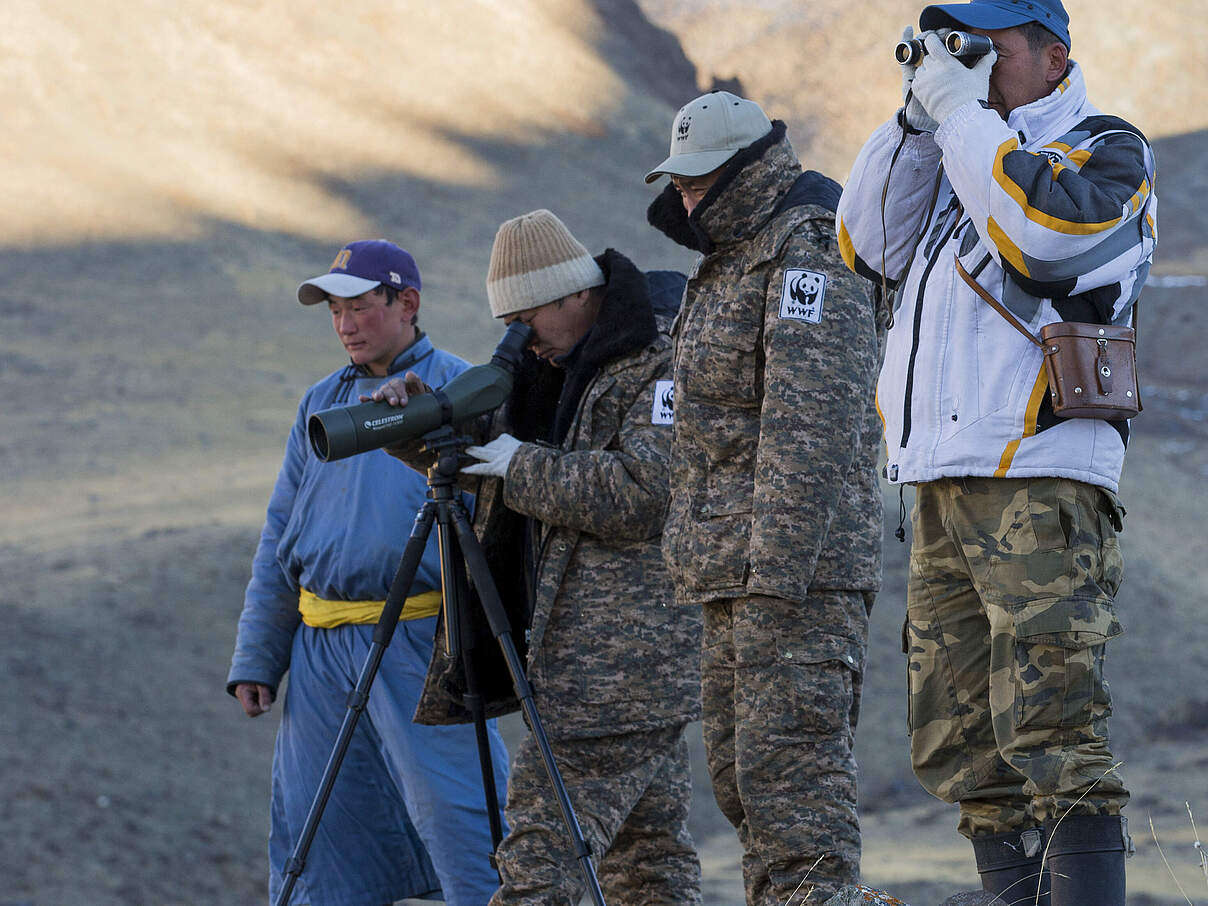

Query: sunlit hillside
638;0;1208;183
2;0;683;244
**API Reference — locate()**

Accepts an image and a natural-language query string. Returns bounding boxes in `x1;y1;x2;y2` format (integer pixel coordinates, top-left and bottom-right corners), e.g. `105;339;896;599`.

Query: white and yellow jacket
837;62;1156;493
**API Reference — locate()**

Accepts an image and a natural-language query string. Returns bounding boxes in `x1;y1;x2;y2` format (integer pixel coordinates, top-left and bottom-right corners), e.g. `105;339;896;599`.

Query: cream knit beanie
486;209;605;318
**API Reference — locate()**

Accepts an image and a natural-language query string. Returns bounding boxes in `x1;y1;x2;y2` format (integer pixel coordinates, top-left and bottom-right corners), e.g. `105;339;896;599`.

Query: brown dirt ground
1;2;1205;904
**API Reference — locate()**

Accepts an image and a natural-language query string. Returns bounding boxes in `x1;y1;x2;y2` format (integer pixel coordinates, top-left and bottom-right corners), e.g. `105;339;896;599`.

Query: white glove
462;433;523;478
900;26;938;132
910;31;997;125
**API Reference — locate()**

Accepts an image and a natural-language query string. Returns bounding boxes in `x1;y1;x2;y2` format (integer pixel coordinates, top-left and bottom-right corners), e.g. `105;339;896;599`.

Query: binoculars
895;31;994;66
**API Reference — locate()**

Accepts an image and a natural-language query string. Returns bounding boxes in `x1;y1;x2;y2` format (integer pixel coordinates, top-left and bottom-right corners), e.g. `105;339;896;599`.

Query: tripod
275;426;607;906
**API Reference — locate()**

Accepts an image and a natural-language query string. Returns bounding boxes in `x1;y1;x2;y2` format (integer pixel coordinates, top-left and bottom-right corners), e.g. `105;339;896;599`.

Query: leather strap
954;256;1043;348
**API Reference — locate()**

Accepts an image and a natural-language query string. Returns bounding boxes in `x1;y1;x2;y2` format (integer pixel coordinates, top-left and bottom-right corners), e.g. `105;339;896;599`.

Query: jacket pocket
1010;597;1122;731
681;470;753;590
679;310;761;406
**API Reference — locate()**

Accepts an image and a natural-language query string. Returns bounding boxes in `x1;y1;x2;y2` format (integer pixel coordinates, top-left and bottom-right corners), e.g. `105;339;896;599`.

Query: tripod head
417;425;478;485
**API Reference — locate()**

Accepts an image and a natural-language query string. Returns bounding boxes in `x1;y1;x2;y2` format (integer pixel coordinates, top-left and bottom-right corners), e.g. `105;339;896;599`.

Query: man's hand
910;31;997;125
463;433;523;478
900;26;939;132
360;371;430;406
235;682;273;717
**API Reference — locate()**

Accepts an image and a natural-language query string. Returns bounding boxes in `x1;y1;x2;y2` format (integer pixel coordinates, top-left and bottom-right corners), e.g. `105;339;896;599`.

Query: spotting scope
308;321;533;462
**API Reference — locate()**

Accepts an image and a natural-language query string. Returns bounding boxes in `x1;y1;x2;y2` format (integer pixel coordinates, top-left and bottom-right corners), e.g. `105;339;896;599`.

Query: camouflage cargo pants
491;724;701;906
906;476;1129;839
701;590;871;906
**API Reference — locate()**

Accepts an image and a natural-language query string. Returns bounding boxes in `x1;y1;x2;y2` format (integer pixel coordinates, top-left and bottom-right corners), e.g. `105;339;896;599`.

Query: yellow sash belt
299;588;442;629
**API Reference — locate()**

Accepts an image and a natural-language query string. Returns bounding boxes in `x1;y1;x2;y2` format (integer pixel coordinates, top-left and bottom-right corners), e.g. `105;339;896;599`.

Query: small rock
823;885;911;905
938;892;1003;906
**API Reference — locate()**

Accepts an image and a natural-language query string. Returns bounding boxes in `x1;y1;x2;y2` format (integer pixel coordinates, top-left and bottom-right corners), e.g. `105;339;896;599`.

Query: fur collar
647;120;796;254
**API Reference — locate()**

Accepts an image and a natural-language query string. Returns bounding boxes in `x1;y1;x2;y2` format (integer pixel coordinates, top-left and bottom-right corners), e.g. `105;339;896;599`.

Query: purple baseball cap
297;239;422;305
920;0;1071;49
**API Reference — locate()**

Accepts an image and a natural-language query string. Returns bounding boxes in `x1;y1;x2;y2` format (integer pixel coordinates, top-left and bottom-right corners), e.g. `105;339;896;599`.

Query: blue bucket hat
920;0;1071;50
297;239;422;305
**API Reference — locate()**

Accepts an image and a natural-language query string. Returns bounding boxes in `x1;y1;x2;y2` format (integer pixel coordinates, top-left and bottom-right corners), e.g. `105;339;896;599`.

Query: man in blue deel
227;239;508;905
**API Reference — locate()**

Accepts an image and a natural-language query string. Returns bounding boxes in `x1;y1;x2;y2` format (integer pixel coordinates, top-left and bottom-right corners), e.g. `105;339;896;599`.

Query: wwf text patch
779;269;826;323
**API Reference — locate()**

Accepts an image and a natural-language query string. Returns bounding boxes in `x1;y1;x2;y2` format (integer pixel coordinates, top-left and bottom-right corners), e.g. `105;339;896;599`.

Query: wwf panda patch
779;269;826;323
651;380;674;425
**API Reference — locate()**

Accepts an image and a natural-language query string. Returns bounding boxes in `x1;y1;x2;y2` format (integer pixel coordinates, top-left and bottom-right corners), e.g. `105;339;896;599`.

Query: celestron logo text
363;414;408;429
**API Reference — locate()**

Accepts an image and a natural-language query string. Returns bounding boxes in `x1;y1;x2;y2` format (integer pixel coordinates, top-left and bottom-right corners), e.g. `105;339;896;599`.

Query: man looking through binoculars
369;210;703;906
837;0;1157;902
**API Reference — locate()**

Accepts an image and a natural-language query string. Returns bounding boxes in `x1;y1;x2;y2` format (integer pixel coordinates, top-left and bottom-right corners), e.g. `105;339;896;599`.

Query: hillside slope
637;0;1208;182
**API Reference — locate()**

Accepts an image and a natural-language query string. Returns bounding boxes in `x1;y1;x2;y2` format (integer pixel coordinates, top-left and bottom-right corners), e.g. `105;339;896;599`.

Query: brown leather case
1039;322;1141;420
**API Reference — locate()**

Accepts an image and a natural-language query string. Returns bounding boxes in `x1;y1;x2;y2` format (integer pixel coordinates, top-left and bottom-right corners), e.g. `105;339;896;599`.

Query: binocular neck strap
954;256;1042;347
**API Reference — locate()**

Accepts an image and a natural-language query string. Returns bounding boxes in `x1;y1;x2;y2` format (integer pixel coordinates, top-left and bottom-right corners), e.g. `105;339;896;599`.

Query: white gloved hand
462;433;523;478
910;31;997;125
900;26;939;132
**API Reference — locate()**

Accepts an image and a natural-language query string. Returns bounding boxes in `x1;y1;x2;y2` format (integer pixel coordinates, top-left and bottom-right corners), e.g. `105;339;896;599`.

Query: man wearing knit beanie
370;209;703;905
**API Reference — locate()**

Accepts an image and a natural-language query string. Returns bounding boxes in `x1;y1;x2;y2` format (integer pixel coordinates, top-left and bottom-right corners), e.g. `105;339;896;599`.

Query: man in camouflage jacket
371;209;702;906
645;92;884;904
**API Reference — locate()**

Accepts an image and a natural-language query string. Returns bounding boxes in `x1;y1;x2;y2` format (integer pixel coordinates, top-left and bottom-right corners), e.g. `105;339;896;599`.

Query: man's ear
398;286;421;319
1044;41;1069;86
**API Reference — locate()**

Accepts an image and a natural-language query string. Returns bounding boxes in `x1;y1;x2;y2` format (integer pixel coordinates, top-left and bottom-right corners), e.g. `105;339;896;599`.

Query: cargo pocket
1011;598;1122;731
770;628;862;736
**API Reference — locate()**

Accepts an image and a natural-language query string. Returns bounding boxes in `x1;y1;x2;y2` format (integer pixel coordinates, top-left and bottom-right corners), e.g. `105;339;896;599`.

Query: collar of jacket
509;248;659;445
336;331;434;393
1005;60;1087;146
647;121;808;255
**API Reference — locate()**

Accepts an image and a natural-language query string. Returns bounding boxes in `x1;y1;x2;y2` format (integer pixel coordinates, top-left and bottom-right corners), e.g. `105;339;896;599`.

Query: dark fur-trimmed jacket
391;250;701;737
648;122;884;608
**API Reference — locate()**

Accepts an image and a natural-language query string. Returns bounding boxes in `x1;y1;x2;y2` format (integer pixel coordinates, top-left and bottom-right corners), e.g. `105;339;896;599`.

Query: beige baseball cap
644;90;773;184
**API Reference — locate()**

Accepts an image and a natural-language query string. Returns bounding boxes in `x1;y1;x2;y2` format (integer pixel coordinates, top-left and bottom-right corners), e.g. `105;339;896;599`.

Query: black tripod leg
463;638;506;853
437;515;506;858
448;502;608;906
273;503;437;906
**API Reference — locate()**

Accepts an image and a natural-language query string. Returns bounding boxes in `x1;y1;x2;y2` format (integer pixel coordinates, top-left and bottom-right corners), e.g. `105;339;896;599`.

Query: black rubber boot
1042;814;1132;906
971;827;1050;906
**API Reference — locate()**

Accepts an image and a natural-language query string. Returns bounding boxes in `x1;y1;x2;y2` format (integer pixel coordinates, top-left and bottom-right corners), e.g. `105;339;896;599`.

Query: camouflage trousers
905;476;1129;839
490;724;701;906
701;591;871;906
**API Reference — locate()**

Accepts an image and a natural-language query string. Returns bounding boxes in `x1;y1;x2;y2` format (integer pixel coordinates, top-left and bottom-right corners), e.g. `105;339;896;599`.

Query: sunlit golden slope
638;0;1208;179
0;0;633;244
6;0;1202;247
